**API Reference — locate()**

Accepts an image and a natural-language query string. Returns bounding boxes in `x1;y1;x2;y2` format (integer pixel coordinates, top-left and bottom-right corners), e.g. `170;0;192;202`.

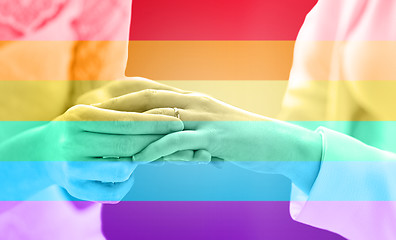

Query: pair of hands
41;77;322;202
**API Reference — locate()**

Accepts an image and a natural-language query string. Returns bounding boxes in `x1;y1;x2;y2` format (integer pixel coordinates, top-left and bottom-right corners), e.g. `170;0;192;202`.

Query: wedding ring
173;107;181;119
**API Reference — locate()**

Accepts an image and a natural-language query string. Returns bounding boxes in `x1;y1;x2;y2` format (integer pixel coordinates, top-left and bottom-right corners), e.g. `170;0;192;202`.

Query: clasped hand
43;80;321;202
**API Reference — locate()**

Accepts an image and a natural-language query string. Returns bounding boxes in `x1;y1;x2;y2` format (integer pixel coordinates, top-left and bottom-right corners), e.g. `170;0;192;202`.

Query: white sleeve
290;127;396;239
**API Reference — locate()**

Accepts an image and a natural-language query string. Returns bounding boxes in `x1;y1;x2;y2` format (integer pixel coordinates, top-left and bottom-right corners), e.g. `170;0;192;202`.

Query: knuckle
66;105;82;114
65;105;89;121
199;96;213;108
141;89;157;98
187;92;213;106
140;89;158;107
114;164;132;182
106;96;119;109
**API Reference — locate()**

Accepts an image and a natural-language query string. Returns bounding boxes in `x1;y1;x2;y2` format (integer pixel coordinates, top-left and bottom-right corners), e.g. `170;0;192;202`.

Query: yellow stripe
160;80;287;117
0;80;287;121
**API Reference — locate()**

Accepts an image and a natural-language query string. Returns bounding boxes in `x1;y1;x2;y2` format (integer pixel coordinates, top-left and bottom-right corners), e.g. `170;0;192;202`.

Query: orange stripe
127;41;295;80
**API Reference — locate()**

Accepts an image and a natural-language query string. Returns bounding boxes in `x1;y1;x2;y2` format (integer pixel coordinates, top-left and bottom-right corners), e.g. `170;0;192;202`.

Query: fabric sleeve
290;127;396;239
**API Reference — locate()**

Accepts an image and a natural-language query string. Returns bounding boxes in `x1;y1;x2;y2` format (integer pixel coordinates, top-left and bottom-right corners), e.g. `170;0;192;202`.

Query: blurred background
102;0;344;239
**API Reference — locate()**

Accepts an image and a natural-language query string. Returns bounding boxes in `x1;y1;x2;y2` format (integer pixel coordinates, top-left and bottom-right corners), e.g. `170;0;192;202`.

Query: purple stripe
102;201;344;240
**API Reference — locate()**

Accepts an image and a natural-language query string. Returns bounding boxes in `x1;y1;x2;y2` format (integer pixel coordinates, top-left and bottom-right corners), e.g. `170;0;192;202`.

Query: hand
41;104;183;202
96;89;272;167
76;77;190;105
96;89;323;194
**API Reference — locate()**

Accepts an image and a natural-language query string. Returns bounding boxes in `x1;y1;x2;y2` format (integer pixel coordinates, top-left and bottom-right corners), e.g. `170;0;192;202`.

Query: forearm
269;121;323;195
290;127;396;239
0;125;53;202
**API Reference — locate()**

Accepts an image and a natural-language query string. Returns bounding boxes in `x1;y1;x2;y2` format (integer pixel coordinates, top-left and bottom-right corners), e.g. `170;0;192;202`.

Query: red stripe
130;0;317;40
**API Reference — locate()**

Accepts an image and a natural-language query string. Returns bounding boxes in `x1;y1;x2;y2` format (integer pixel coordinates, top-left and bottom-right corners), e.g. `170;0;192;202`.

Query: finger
133;131;209;163
77;78;191;105
144;108;199;130
144;108;182;119
114;77;190;94
94;89;191;113
66;159;137;183
76;132;163;157
66;104;184;134
163;150;194;161
163;150;195;165
194;150;212;164
163;150;211;165
66;175;135;202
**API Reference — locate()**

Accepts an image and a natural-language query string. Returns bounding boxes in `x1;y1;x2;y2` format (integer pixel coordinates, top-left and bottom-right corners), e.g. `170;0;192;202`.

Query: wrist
278;123;322;195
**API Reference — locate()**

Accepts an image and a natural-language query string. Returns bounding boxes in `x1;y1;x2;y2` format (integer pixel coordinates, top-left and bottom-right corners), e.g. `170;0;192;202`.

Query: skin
97;89;323;195
0;104;183;203
42;104;185;202
76;77;192;105
0;77;320;206
77;77;213;166
0;78;207;205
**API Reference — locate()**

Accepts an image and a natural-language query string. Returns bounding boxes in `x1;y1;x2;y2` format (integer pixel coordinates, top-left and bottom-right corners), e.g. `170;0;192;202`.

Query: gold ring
173;107;181;119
